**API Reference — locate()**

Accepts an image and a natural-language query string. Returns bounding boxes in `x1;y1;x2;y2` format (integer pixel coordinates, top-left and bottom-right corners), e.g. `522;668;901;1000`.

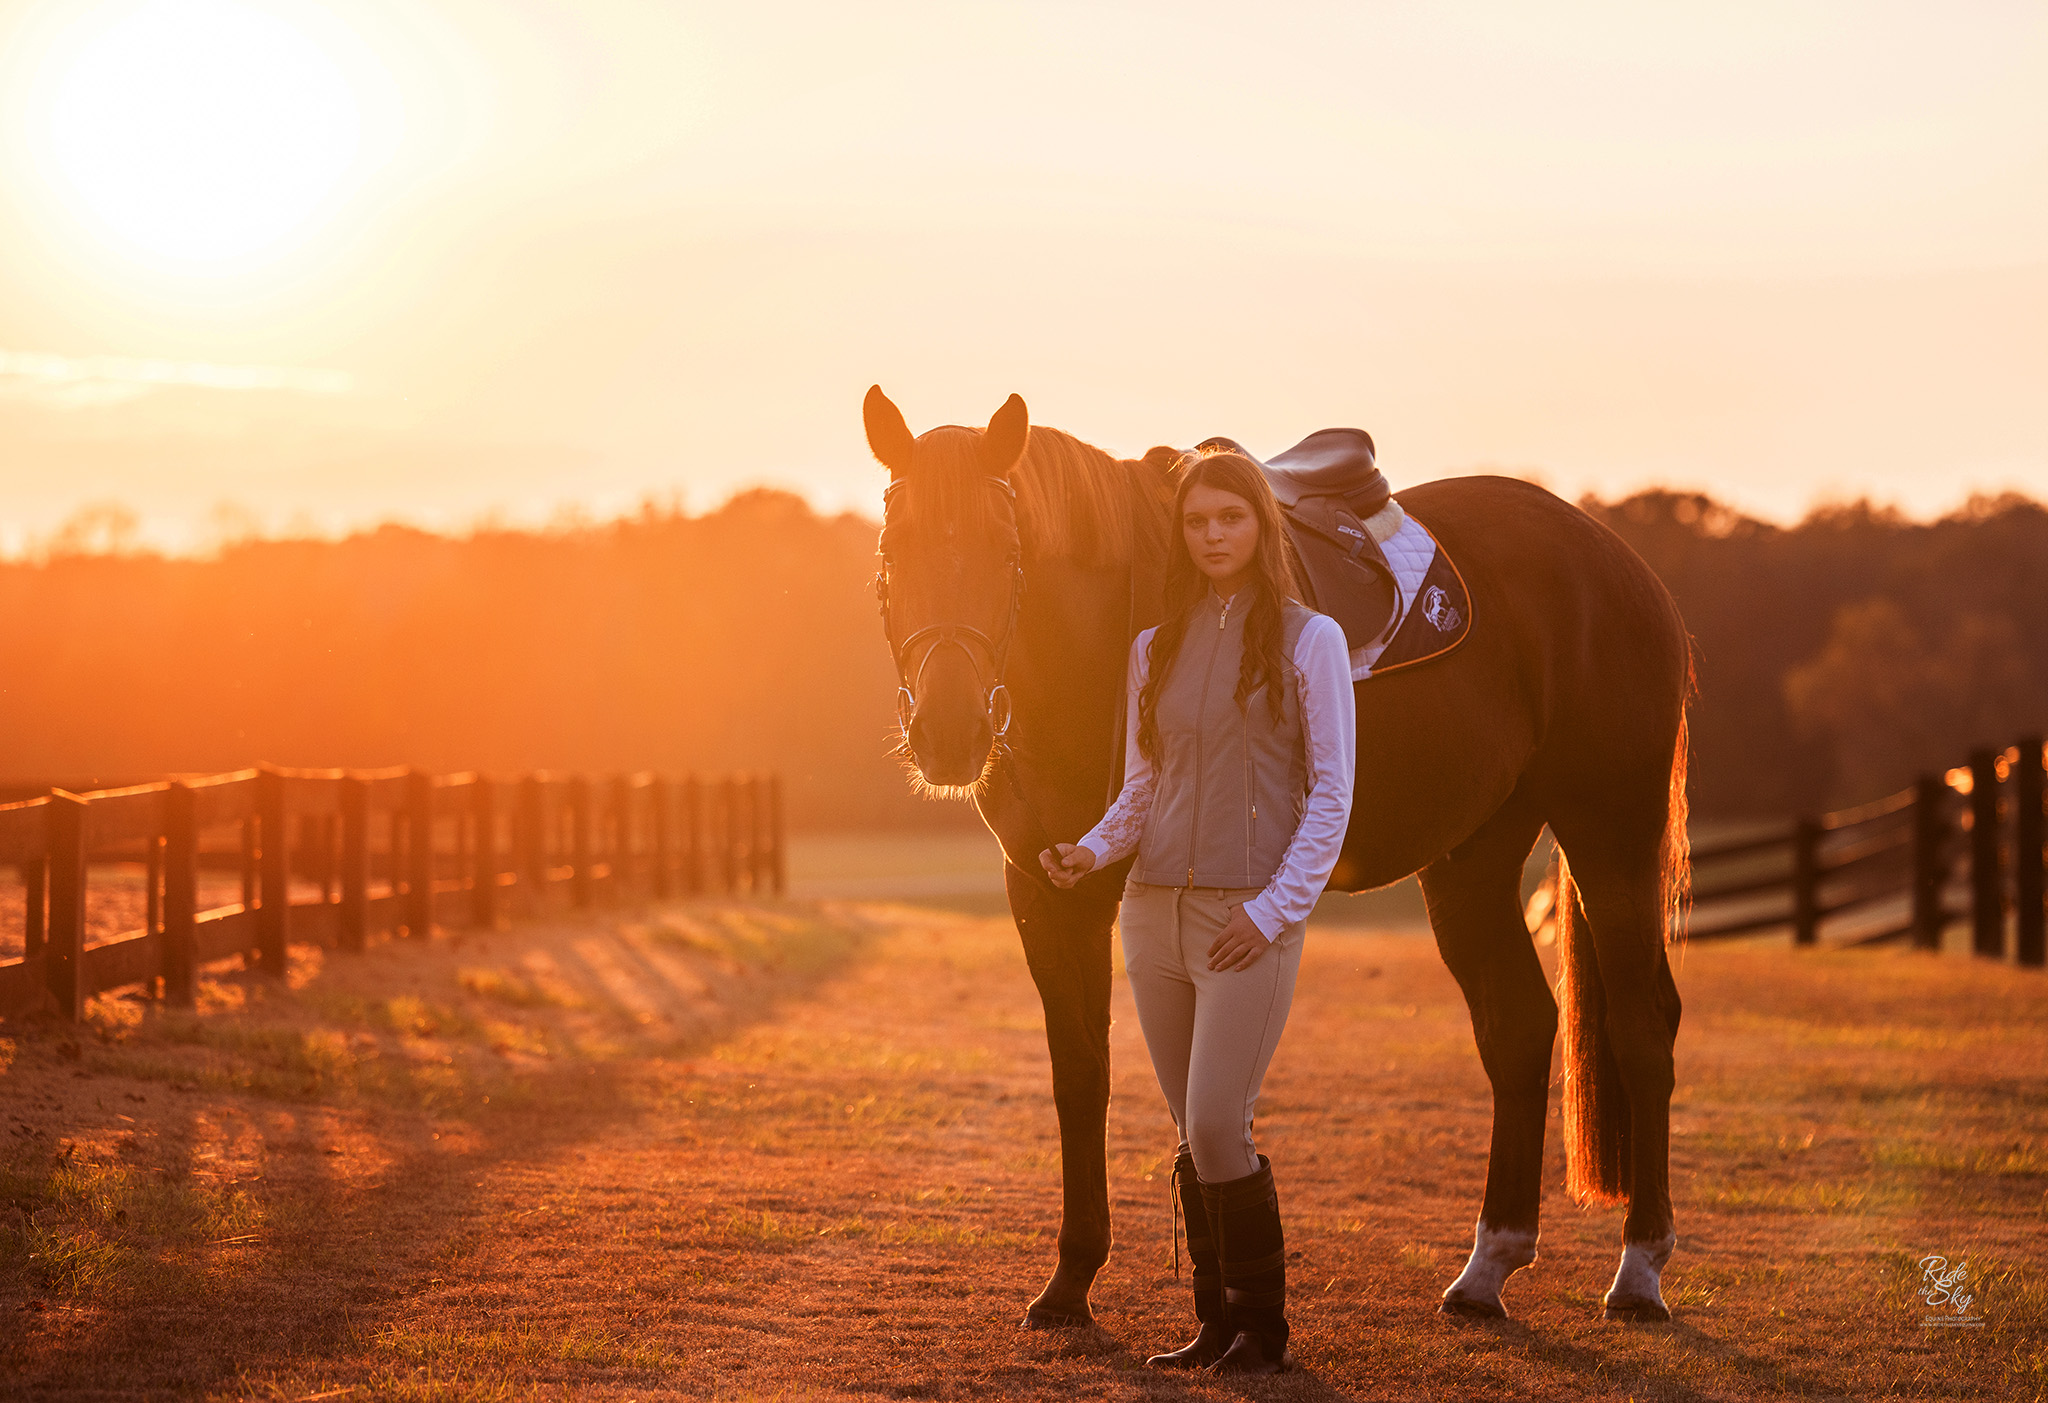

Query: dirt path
4;899;2044;1401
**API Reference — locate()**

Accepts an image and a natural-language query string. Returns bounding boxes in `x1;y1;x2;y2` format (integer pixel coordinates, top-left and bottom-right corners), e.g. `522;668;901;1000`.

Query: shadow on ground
0;898;880;1400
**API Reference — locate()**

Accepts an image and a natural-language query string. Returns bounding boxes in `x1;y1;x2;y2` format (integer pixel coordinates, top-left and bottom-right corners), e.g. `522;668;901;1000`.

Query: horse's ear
984;393;1029;475
864;385;916;476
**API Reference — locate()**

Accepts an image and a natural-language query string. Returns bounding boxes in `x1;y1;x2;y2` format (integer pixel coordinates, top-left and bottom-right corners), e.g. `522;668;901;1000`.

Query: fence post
21;858;45;969
145;832;163;951
339;776;368;952
1969;748;2004;958
745;776;760;893
651;775;672;900
257;768;290;975
746;775;765;893
471;778;497;930
386;807;403;914
721;776;742;894
768;773;786;896
2017;735;2044;969
748;775;769;894
517;777;545;911
1792;818;1820;947
1910;775;1948;952
570;776;592;908
295;815;318;896
682;775;703;895
454;787;472;912
611;774;633;898
406;769;434;939
240;812;258;913
45;790;88;1020
163;782;198;1006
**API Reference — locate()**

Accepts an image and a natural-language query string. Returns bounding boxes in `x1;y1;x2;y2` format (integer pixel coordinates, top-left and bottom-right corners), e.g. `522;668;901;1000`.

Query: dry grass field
2;880;2043;1401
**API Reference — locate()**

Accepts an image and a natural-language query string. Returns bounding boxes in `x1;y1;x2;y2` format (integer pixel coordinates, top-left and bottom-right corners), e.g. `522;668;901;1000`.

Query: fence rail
1671;734;2045;965
0;766;785;1021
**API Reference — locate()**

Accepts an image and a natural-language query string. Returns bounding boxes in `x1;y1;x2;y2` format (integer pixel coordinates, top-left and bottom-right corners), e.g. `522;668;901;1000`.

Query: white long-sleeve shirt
1077;610;1357;939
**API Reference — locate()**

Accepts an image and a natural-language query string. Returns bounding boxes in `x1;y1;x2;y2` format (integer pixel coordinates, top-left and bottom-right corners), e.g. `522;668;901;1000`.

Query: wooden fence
1673;734;2044;964
0;766;785;1021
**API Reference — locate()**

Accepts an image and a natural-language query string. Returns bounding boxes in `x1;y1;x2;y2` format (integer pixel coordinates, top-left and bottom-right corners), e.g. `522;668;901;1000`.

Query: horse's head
866;385;1030;792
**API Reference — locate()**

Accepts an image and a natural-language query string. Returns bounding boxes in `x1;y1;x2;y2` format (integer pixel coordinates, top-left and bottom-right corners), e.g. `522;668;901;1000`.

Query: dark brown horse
864;387;1691;1327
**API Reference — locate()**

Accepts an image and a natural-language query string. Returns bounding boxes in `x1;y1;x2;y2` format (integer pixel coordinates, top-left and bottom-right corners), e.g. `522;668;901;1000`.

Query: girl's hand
1040;843;1096;888
1207;906;1270;971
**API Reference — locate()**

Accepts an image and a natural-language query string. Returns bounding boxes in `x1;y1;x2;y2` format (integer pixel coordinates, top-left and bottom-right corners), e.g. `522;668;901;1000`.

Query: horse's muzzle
906;703;995;788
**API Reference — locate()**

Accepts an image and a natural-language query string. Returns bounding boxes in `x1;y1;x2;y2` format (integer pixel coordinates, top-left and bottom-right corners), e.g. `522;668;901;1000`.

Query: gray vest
1131;595;1315;890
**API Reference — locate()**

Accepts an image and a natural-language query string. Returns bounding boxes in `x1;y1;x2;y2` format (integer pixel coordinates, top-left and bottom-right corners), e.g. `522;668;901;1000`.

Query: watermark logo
1916;1255;1984;1328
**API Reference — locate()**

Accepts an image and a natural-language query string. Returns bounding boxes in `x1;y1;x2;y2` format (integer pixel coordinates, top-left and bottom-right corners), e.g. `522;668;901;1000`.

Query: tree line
1584;489;2046;815
0;485;2039;827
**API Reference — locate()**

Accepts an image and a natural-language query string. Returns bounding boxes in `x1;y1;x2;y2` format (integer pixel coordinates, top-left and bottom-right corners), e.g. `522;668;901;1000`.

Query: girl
1041;447;1356;1375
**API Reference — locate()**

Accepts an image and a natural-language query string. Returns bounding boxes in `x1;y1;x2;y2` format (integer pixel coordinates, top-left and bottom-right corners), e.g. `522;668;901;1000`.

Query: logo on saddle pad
1422;584;1463;633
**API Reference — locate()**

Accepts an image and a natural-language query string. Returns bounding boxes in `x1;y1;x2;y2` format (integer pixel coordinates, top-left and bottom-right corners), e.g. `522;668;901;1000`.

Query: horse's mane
888;423;1170;567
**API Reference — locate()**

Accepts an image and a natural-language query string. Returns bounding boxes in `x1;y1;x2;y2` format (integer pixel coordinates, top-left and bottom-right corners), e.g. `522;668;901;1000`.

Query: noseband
875;475;1025;749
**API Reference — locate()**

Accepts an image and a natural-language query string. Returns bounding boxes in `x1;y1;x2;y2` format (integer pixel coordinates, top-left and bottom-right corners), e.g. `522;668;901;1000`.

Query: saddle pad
1349;511;1472;681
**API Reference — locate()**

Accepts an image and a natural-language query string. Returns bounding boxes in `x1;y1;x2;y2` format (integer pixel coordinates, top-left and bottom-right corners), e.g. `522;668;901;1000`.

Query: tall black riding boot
1204;1155;1293;1375
1145;1152;1233;1369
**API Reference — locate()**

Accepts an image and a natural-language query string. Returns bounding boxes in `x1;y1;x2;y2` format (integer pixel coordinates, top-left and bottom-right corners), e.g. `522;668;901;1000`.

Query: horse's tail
1558;692;1692;1207
1663;702;1694;953
1557;853;1629;1206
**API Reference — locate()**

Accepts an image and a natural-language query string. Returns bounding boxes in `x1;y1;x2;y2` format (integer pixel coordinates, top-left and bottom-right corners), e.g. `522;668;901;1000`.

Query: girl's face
1181;481;1261;594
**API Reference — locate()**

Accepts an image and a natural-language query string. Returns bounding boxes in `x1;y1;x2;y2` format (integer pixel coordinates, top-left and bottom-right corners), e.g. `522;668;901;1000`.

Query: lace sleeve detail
1076;631;1155;870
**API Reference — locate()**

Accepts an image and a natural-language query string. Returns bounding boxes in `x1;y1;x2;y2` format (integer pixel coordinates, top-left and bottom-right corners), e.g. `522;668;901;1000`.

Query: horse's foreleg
1005;860;1116;1328
1419;802;1555;1320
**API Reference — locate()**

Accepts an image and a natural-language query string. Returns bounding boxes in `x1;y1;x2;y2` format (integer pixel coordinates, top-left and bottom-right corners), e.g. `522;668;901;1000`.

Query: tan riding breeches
1118;882;1306;1183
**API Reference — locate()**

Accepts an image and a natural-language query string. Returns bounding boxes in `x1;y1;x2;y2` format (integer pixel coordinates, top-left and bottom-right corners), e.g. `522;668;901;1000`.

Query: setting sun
36;0;366;268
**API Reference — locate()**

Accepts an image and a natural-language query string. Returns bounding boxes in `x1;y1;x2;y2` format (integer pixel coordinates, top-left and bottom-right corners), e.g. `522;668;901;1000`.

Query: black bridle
875;475;1026;751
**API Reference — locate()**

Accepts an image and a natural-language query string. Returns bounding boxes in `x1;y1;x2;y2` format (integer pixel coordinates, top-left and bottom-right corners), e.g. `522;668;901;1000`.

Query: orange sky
1;0;2044;551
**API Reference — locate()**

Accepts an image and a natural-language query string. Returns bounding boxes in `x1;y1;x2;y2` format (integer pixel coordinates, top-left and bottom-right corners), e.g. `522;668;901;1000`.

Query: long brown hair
1136;448;1301;766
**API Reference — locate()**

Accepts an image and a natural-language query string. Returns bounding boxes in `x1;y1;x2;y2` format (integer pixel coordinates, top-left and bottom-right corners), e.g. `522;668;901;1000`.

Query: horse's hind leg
1550;801;1684;1322
1004;860;1116;1328
1420;795;1556;1320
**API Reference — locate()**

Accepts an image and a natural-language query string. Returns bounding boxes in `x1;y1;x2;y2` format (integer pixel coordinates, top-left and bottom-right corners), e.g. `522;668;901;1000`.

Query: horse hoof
1603;1296;1671;1323
1024;1261;1098;1330
1438;1294;1508;1320
1603;1233;1676;1324
1441;1220;1536;1323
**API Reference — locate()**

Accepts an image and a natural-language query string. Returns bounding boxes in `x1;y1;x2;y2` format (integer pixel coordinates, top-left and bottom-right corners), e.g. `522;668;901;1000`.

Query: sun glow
36;0;372;269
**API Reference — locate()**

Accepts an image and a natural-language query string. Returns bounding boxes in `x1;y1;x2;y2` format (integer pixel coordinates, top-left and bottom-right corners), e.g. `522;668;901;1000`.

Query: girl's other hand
1207;906;1270;971
1039;843;1096;888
